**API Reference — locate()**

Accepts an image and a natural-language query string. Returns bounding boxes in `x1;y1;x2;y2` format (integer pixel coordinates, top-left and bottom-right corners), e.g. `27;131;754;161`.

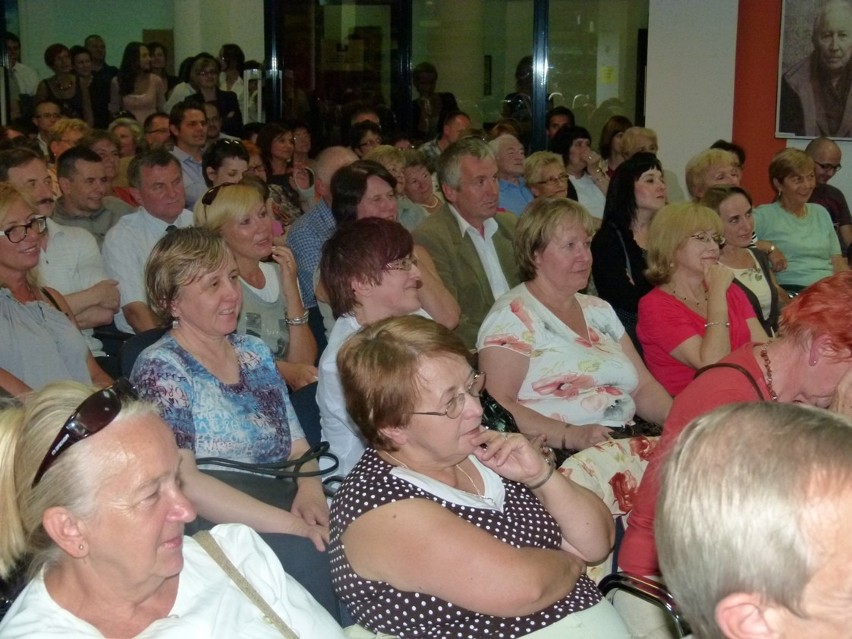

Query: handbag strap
196;441;339;479
193;530;300;639
693;362;767;401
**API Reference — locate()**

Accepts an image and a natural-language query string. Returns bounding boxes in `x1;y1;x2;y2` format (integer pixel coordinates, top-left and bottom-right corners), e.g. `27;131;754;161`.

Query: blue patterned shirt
131;332;304;462
286;199;336;308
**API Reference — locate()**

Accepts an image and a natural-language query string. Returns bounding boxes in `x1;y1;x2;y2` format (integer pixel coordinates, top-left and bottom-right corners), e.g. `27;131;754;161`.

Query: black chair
289;381;322;447
599;572;691;637
120;328;168;377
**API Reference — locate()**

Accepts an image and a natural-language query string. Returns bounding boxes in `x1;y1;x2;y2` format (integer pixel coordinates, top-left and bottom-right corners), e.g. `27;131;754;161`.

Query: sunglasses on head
32;379;138;488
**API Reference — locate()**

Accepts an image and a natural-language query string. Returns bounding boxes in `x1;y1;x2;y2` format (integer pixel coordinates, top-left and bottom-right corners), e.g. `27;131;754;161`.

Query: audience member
418;110;470;164
286;146;358;308
131;227;329;548
363;145;427;229
142;111;172;150
165;55;243;137
194;183;317;390
598;114;632;176
331;314;631;638
657;402;852;639
591;152;666;346
545;105;575;139
701;186;786;335
68;45;100;128
0;380;346;637
48;117;89;164
684;147;741;200
85;34;118;84
256;122;308;219
638;202;768;395
5;33;39;122
478;197;671;454
107;117;141;158
490;133;533;216
349;120;382;159
806;135;852;252
31;100;62;158
291;120;315;171
317;218;426;474
412;137;520;348
550;125;608;223
402;148;444;215
524;150;578;200
168;100;208;208
109;41;165;124
35;44;85;122
754;147;848;291
218;44;249;121
410;61;460;141
103;149;193;333
620;126;659;158
0;183;110;394
146;41;178;94
202;138;249;187
622;271;852;578
77;130;135;205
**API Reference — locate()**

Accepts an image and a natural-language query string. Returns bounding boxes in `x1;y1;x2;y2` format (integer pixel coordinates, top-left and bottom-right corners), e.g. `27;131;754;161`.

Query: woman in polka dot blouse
329;315;630;638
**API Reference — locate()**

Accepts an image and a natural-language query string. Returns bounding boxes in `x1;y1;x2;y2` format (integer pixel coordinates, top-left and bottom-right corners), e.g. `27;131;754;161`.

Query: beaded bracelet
284;310;310;326
704;320;730;329
526;463;555;490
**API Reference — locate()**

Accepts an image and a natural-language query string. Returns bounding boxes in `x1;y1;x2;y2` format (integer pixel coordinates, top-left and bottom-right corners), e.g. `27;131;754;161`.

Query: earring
78;544;85;551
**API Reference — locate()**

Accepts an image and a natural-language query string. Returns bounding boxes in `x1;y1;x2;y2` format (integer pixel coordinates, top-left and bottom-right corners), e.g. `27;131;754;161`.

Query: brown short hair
645;202;723;285
145;227;232;325
336;315;472;450
768;148;815;190
514;197;596;282
319;218;413;318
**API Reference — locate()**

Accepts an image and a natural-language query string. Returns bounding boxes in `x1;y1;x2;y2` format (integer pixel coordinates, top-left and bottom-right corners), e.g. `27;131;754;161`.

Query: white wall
646;0;739;198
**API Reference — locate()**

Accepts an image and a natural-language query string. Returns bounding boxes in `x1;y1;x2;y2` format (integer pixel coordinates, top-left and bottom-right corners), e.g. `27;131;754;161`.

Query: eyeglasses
690;232;723;245
32;378;138;487
197;70;217;77
411;370;486;420
35;112;61;120
535;173;569;187
384;256;418;271
815;161;842;173
0;216;47;243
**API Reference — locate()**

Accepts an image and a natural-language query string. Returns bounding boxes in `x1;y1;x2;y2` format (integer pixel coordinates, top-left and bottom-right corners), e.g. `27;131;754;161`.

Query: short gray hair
436;137;495;191
657;402;852;639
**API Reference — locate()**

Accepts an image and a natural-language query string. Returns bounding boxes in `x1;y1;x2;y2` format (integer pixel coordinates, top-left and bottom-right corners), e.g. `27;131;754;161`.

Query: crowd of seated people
4;31;852;638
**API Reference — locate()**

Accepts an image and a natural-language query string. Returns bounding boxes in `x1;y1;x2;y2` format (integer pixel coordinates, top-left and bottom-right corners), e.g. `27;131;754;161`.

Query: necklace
454;461;485;499
759;344;779;402
383;451;408;468
670;285;708;308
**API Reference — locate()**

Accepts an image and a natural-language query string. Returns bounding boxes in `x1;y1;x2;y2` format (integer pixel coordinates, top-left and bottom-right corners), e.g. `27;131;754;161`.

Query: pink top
637;286;756;396
110;74;165;124
619;344;768;575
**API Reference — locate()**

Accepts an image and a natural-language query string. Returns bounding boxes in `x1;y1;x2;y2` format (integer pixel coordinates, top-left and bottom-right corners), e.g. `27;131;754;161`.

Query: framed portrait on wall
776;0;852;139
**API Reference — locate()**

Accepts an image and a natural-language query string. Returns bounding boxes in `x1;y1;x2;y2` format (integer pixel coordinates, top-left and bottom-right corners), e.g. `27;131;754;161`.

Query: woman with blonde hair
0;184;110;395
364;144;427;229
637;202;769;395
523;150;578;200
194;183;317;390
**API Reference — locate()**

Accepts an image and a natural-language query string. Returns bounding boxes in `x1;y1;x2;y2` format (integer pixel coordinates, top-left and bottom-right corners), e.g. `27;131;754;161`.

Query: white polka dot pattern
329;449;603;638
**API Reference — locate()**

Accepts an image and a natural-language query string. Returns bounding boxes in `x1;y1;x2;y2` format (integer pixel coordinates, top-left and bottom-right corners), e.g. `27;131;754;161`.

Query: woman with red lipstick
478;198;671;453
702;185;787;335
194;183;317;390
0;380;347;637
637;202;769;396
591;152;667;348
0;184;111;396
330;315;631;638
131;228;329;550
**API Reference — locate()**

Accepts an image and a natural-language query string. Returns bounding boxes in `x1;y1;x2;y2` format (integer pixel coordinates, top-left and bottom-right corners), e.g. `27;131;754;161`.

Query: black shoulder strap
39;287;66;315
693;362;766;401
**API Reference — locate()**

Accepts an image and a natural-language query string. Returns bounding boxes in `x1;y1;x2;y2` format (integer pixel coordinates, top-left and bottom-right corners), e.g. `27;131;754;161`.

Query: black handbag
480;388;521;433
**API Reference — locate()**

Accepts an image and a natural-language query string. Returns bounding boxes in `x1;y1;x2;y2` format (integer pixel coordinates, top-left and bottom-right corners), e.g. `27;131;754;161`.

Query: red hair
780;272;852;354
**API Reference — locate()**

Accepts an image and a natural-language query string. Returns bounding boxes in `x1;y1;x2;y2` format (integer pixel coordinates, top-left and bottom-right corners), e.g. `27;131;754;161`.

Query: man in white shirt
31;100;61;159
169;100;208;208
5;33;39;120
412;137;520;348
103;150;193;334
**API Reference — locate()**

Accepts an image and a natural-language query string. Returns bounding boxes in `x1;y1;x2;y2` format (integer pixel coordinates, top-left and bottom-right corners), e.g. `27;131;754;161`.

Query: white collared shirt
447;205;510;299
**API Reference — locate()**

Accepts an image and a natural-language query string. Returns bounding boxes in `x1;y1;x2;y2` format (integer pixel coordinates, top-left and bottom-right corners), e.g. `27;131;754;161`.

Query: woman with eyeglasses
130;227;328;549
0;184;111;396
591;152;666;348
478;198;671;453
164;55;243;137
754;148;849;292
195;183;317;391
637;202;769;396
523;151;579;201
109;42;166;125
330;314;631;638
317;218;426;476
0;380;346;637
701;186;788;336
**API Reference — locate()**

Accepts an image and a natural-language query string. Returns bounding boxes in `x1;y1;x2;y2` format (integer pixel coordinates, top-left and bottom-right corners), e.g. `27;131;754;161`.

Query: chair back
120;327;168;377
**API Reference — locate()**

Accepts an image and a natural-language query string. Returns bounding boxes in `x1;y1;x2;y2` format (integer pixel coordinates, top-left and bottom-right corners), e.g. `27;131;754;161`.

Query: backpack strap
693;362;766;401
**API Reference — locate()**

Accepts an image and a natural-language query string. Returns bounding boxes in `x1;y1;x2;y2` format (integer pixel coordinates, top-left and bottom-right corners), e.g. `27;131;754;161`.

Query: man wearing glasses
806;136;852;256
31;100;62;159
